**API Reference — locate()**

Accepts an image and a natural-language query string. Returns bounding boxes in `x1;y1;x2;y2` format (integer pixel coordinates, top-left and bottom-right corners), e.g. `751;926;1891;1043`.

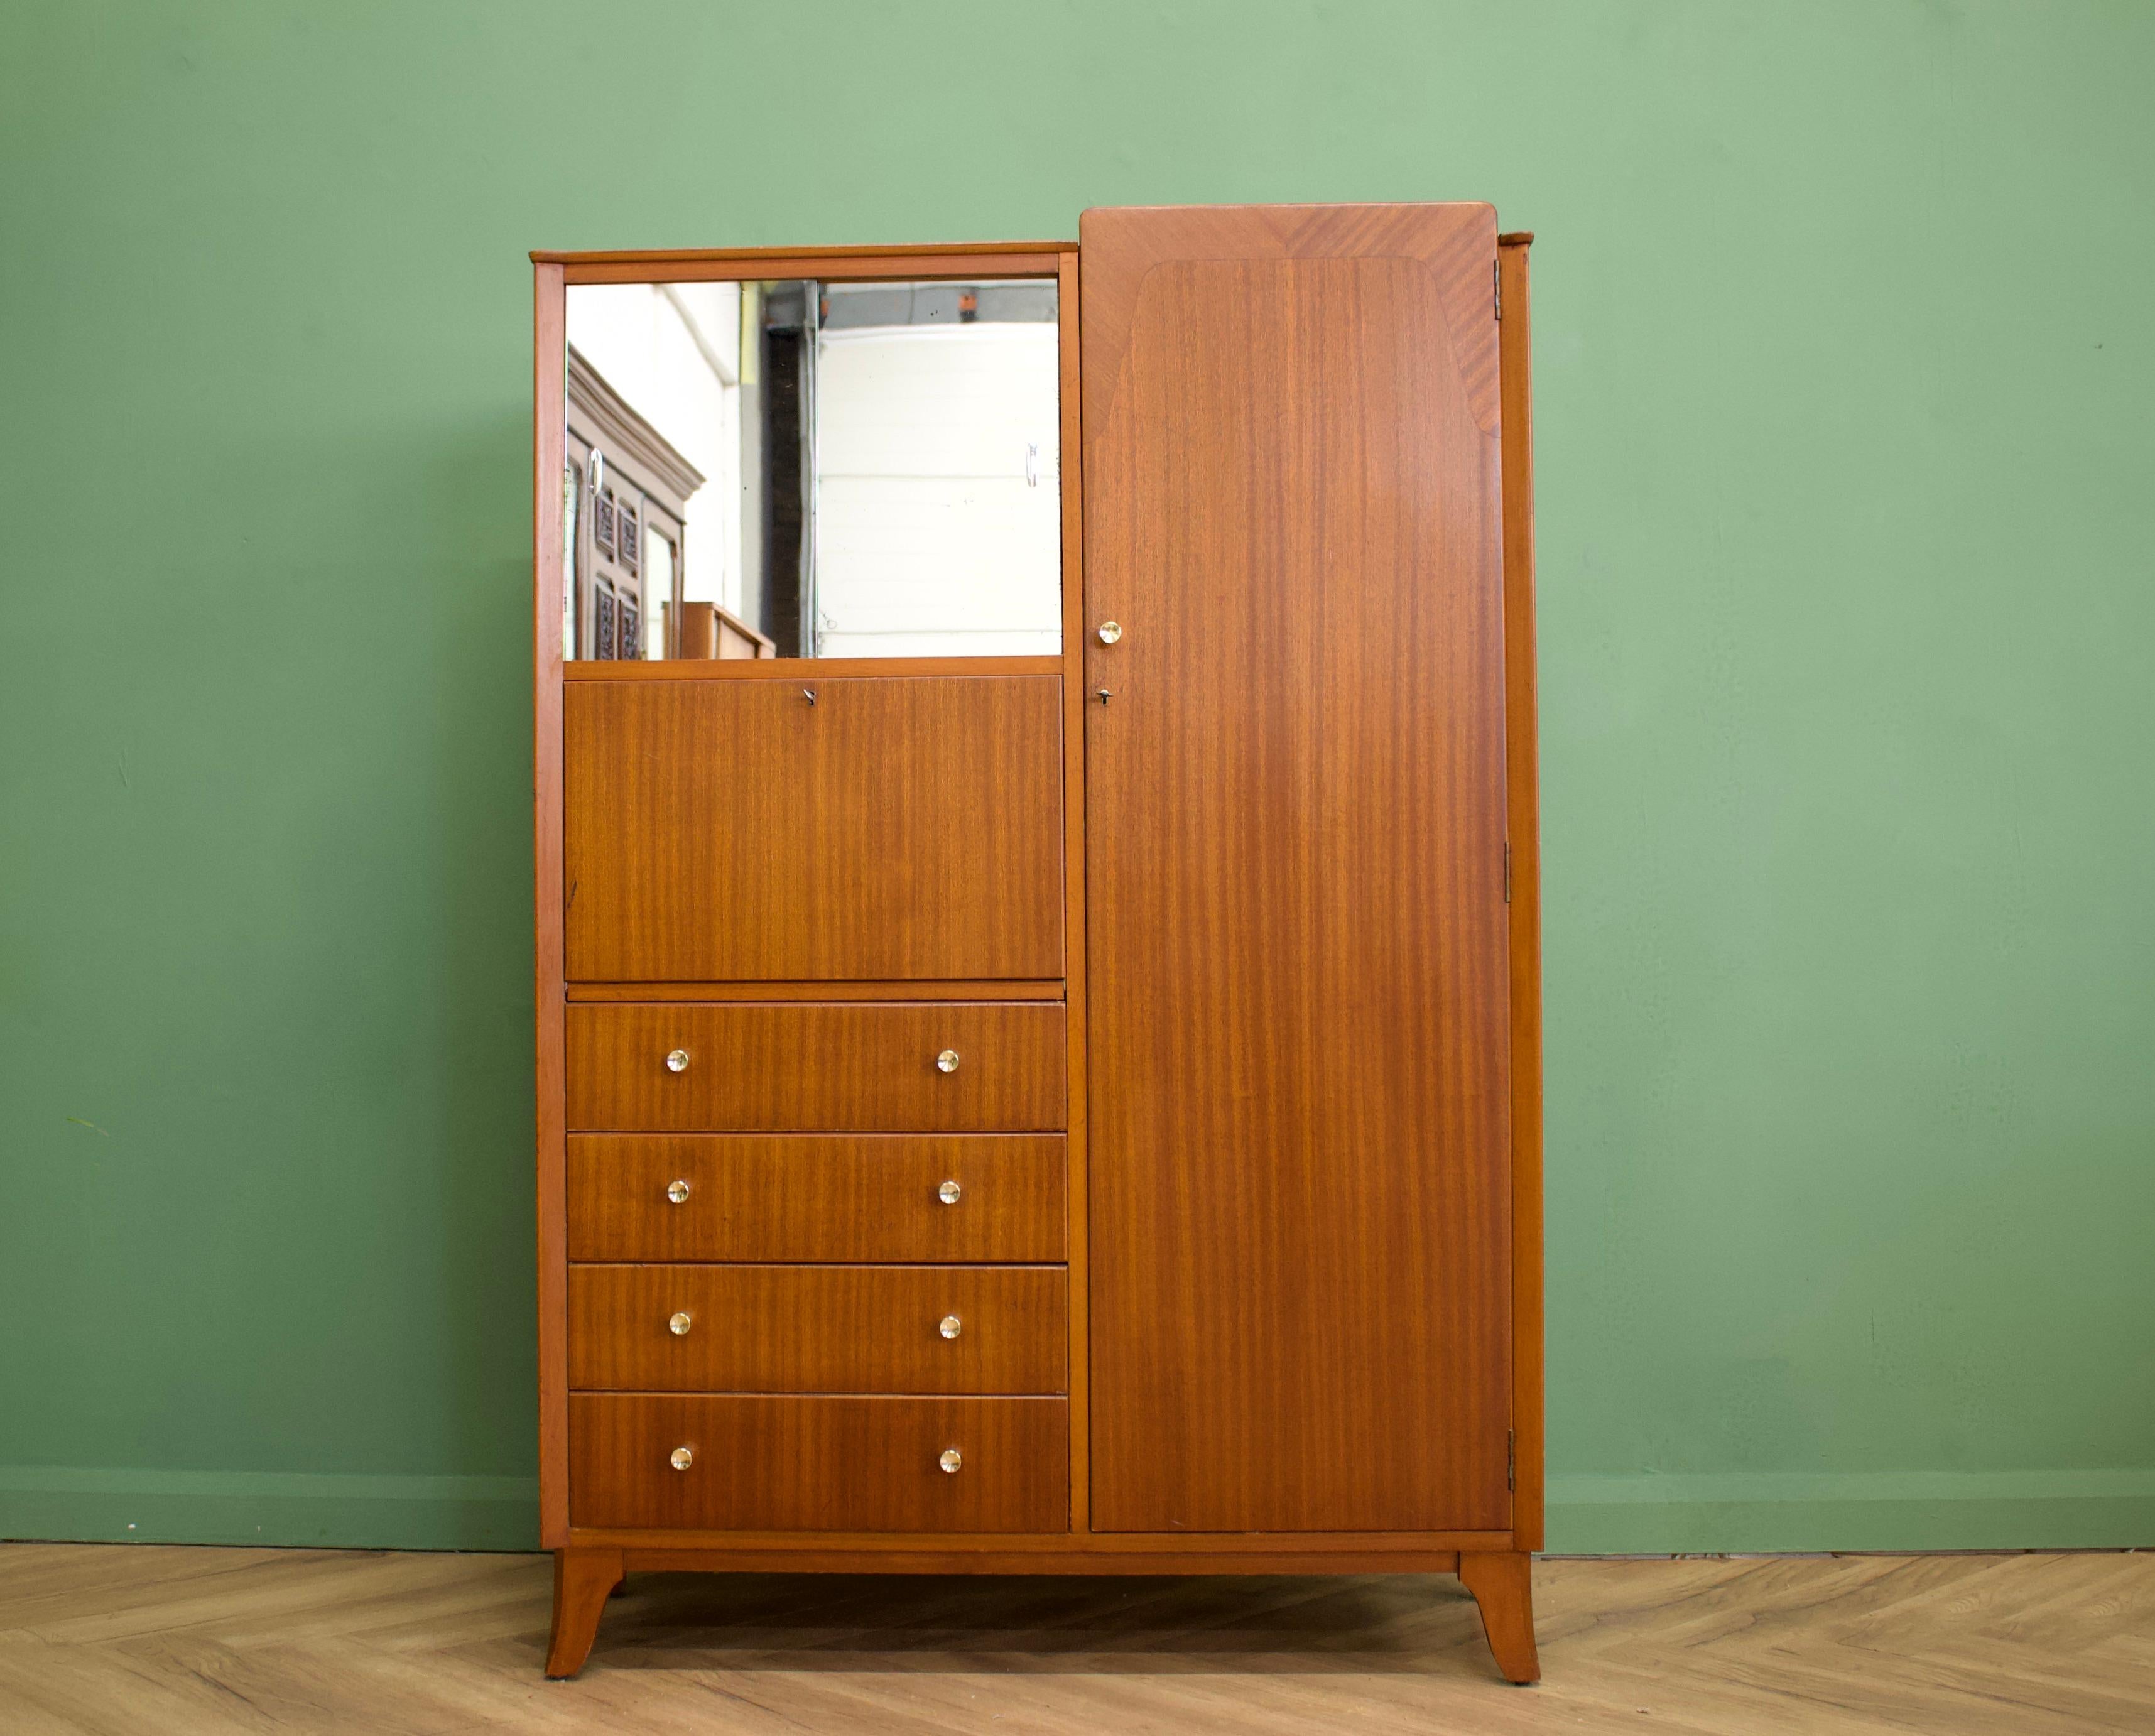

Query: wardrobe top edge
531;214;1534;268
530;241;1074;265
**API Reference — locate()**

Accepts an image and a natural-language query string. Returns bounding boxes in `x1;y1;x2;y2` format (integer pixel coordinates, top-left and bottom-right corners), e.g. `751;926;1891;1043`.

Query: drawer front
568;1265;1067;1394
570;1394;1068;1533
563;675;1063;982
567;1135;1067;1262
566;1002;1067;1132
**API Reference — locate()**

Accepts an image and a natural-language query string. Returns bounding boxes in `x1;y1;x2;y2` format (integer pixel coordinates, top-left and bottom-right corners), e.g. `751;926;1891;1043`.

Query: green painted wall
4;1;2151;1555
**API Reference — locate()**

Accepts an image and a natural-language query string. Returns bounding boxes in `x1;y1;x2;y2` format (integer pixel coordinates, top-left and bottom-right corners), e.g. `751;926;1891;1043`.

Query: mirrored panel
563;277;1061;659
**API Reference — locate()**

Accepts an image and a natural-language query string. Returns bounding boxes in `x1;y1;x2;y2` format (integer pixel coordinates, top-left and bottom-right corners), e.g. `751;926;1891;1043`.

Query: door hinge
1507;1429;1516;1490
1503;842;1512;903
1494;259;1502;321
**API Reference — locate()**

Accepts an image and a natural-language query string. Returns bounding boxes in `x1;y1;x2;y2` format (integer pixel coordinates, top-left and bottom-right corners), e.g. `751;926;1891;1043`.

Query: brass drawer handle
665;1049;690;1073
666;1179;691;1204
668;1311;692;1336
936;1179;962;1205
938;1314;963;1340
938;1448;963;1474
670;1446;694;1472
936;1049;960;1073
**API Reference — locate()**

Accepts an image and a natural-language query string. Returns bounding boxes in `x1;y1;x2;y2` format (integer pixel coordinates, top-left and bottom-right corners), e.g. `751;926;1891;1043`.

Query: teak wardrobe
531;203;1544;1683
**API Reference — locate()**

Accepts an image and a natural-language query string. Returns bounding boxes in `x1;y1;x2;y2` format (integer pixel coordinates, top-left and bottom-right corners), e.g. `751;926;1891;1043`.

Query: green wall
4;1;2151;1554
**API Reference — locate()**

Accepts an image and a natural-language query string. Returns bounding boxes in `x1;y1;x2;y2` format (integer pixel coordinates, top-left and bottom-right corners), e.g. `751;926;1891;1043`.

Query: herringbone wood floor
0;1545;2146;1733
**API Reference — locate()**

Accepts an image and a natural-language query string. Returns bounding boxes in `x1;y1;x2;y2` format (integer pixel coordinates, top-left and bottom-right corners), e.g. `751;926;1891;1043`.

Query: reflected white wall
812;323;1061;657
566;283;743;615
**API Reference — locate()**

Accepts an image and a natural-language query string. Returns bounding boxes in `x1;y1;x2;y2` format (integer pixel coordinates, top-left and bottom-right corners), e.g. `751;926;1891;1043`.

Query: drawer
566;1002;1066;1132
568;1264;1066;1394
569;1394;1068;1533
563;675;1063;982
567;1135;1067;1262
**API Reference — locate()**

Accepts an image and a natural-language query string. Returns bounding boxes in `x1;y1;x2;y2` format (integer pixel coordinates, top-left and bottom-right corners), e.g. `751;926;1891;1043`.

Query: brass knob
939;1314;963;1340
668;1311;692;1336
665;1049;690;1073
670;1446;693;1471
936;1049;961;1073
936;1179;962;1205
1097;620;1122;644
666;1178;691;1204
938;1448;963;1474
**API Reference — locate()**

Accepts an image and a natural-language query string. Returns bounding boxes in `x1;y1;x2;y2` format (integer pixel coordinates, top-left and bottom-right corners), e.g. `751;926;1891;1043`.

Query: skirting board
0;1468;538;1551
8;1468;2152;1556
1549;1470;2155;1554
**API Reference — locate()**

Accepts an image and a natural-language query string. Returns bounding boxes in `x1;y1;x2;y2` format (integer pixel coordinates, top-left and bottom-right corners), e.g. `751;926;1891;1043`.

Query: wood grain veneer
535;241;1070;264
567;1264;1067;1394
1499;229;1545;1555
533;259;570;1549
565;1002;1067;1133
569;1394;1069;1533
573;1528;1502;1560
536;244;1068;287
565;980;1065;1002
563;655;1063;681
1055;246;1094;1522
564;675;1062;983
1081;202;1513;1534
566;1134;1066;1263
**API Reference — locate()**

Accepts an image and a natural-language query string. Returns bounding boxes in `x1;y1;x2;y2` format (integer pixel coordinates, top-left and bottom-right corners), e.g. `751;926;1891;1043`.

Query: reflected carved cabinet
531;207;1544;1683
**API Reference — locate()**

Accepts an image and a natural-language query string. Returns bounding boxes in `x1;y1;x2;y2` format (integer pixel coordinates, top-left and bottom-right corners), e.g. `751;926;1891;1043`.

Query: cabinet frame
531;227;1541;1676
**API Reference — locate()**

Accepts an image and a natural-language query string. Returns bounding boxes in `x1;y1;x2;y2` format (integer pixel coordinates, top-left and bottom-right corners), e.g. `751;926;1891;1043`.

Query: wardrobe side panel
534;261;570;1548
1499;234;1544;1552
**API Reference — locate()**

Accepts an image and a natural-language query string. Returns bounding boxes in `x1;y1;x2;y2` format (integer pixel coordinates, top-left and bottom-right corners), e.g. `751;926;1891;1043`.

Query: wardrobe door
1082;203;1513;1533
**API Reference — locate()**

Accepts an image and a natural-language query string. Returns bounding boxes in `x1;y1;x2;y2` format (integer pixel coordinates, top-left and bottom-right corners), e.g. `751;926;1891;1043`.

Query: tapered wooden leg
545;1547;624;1679
1458;1549;1539;1684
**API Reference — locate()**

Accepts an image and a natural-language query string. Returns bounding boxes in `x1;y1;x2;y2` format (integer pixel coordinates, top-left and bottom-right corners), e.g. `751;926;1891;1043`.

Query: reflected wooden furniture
567;347;697;661
531;210;1543;1684
678;600;774;660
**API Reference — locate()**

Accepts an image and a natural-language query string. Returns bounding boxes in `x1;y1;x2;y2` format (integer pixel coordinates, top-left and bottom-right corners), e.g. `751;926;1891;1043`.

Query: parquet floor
0;1544;2146;1733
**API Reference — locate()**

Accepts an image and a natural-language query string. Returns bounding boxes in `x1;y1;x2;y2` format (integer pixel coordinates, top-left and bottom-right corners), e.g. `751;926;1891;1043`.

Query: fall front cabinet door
1082;203;1514;1533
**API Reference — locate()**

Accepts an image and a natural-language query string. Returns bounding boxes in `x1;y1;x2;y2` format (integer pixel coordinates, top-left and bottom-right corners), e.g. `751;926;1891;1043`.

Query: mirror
563;277;1061;660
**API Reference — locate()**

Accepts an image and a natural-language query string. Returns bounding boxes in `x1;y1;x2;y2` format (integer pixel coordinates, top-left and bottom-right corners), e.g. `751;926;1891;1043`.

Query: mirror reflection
563;278;1061;660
